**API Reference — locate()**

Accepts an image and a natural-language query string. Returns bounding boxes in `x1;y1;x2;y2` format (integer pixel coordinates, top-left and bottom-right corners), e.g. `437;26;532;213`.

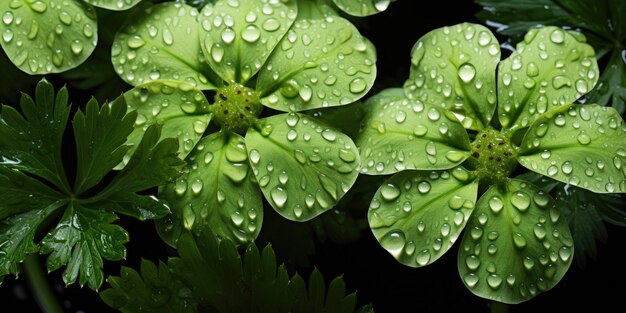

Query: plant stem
24;254;64;313
490;301;509;313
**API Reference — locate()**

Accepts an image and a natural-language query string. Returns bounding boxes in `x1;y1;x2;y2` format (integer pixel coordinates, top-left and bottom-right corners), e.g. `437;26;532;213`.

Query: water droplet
489;196;503;214
349;78;367;93
559;246;571;261
339;149;356;163
2;29;13;43
416;249;431;266
127;35;146;49
513;233;527;249
487;274;503;289
552;75;572;89
463;273;479;287
70;40;83;55
270;186;287;208
465;255;481;270
417;181;431;194
458;63;476;83
413;125;428;137
211;43;225;62
175;179;187;196
242;25;260;43
2;12;13;25
249;149;260;164
527;62;539;77
511;192;530;212
534;224;546;240
549;29;565;44
440;223;451;237
523;257;535;271
321;129;337;142
380;183;400;201
427;108;440;121
380;230;406;258
182;204;195;229
561;161;573;174
31;1;48;13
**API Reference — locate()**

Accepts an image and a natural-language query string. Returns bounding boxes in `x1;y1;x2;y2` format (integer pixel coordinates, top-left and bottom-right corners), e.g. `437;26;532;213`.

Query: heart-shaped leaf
518;104;626;193
111;2;218;89
457;179;573;304
199;0;297;84
257;16;376;112
84;0;141;11
497;27;599;130
357;88;471;175
403;23;500;130
332;0;393;16
369;167;478;267
245;113;359;221
120;80;212;168
158;131;263;246
0;0;97;74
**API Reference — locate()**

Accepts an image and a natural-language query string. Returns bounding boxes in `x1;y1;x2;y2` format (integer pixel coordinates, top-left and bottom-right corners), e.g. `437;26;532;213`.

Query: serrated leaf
111;2;218;89
246;113;359;221
257;16;376;112
120;80;212;168
73;97;135;194
403;23;500;130
95;193;171;221
199;0;297;84
0;197;64;278
0;0;97;74
518;104;626;193
497;27;599;130
40;203;128;290
157;131;262;247
357;89;471;175
369;168;478;267
0;167;64;220
457;179;573;304
0;79;71;191
84;0;141;11
100;261;197;313
332;0;393;16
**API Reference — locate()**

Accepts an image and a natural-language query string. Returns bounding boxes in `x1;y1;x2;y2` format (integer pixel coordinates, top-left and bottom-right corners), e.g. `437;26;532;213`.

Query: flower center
467;128;518;184
211;83;263;134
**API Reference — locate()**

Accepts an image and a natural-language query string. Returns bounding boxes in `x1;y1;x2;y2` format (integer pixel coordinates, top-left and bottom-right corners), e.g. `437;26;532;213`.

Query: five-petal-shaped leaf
518;104;626;193
0;0;98;74
257;16;376;112
497;27;599;130
357;88;472;175
158;131;262;246
246;113;360;221
403;23;500;130
369;167;478;267
457;179;573;304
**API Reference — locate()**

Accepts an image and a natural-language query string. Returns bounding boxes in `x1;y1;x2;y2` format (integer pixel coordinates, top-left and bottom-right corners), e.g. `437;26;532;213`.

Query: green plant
356;22;626;303
110;0;376;247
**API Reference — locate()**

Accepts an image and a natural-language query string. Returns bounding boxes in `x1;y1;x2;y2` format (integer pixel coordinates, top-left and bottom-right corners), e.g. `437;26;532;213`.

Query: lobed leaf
357;89;471;175
0;0;97;74
457;179;573;304
497;26;599;130
111;2;218;89
199;0;297;84
518;104;626;193
158;131;262;247
257;16;376;112
245;113;360;221
369;168;478;267
403;23;500;130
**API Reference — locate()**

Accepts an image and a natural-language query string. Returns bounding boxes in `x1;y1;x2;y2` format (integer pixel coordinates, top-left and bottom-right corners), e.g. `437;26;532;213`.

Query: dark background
2;1;625;312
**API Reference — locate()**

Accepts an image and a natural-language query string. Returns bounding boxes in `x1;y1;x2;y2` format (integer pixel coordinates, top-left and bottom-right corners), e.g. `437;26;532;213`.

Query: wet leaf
84;0;141;11
199;0;297;84
120;80;212;168
356;88;471;175
457;179;573;304
245;113;359;221
0;0;98;74
257;16;376;112
158;131;262;247
518;104;626;193
497;26;599;130
332;0;393;17
369;168;478;267
403;23;500;130
586;49;626;114
112;2;218;89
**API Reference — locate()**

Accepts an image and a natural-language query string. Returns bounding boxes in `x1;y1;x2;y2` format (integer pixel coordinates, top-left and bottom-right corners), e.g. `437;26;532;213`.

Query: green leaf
497;27;599;130
457;179;573;304
369;168;478;267
403;23;500;130
257;16;376;112
99;125;184;197
332;0;393;16
586;49;626;114
0;79;71;192
95;193;171;221
0;195;64;278
120;80;212;168
246;113;360;221
73;97;135;194
40;203;129;290
111;2;218;89
157;131;263;246
84;0;141;11
0;0;97;74
0;167;64;220
164;231;360;312
356;89;471;175
518;104;626;193
100;260;197;313
304;101;367;139
199;0;297;84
